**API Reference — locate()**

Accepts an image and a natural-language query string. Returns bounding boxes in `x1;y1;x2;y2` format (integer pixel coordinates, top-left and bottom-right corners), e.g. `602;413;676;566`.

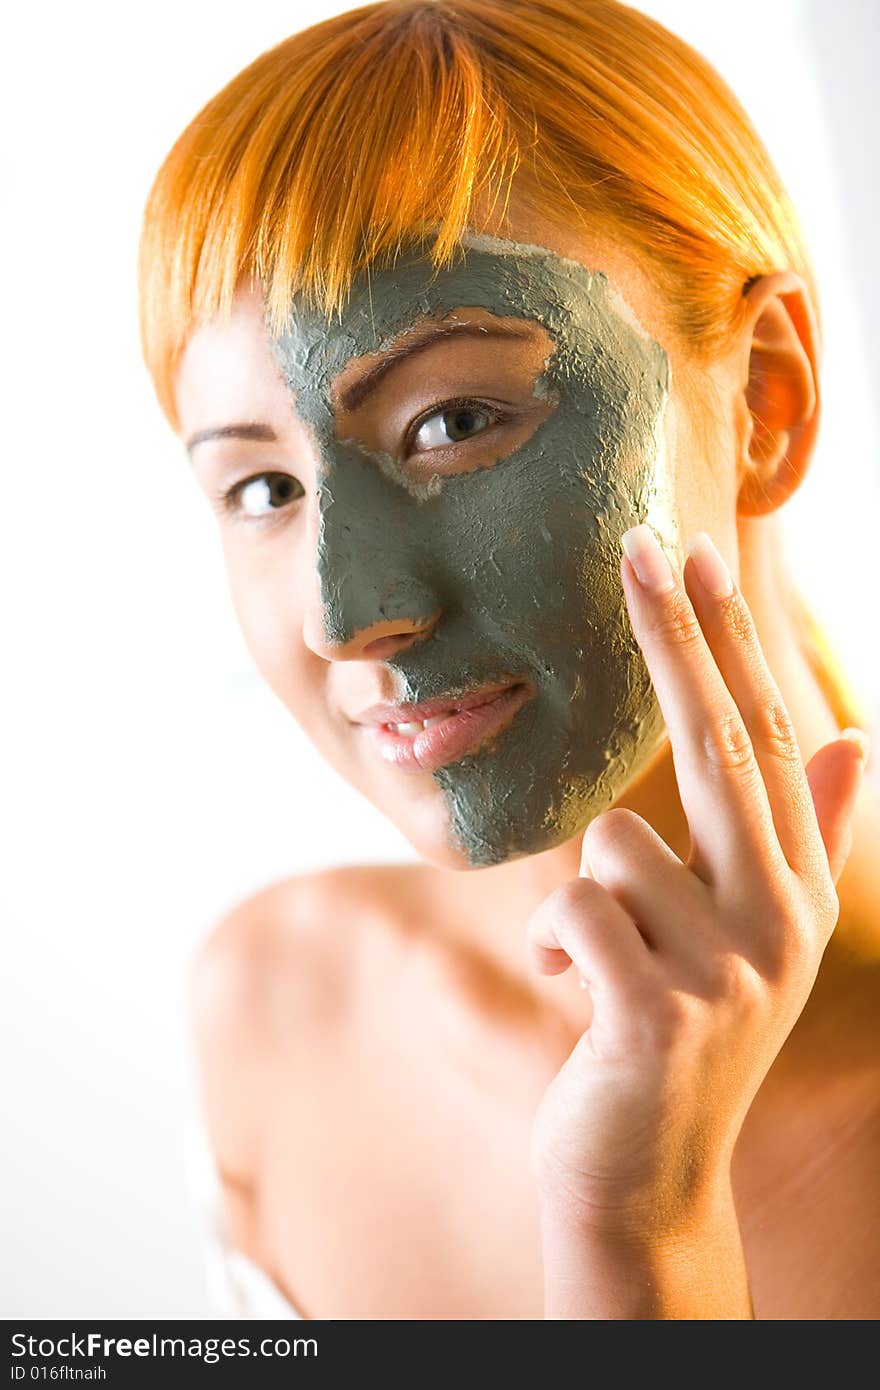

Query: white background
2;0;878;1317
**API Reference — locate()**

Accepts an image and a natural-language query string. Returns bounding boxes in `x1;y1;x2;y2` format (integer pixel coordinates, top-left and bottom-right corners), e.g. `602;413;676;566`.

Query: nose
301;436;447;663
302;590;442;662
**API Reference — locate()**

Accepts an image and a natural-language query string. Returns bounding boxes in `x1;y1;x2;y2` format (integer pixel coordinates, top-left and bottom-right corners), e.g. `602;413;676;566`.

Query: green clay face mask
272;231;678;866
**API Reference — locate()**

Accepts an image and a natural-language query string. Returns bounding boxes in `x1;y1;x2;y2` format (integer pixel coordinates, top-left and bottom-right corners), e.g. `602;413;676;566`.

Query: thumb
805;727;870;885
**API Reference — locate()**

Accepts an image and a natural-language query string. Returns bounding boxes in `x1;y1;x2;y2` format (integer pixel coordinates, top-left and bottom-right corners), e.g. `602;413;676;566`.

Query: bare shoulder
193;860;439;1005
188;862;436;1179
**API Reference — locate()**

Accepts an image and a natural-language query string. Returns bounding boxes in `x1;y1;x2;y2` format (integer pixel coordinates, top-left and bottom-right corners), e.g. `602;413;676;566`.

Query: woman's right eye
218;472;306;523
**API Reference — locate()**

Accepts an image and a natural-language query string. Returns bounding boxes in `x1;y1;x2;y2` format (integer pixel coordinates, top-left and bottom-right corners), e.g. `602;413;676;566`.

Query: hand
527;525;869;1242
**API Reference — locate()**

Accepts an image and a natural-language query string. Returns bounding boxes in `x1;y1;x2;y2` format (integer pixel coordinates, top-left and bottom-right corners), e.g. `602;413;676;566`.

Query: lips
358;679;533;774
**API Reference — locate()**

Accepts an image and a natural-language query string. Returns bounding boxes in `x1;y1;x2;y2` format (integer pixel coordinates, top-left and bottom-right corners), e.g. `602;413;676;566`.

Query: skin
178;199;880;1319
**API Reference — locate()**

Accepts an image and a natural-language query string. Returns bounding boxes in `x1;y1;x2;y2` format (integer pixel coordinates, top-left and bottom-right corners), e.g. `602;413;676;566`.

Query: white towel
182;1121;304;1320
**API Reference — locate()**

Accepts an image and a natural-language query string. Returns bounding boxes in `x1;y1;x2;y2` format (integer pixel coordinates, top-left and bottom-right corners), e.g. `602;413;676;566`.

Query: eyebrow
335;320;534;412
185;422;278;456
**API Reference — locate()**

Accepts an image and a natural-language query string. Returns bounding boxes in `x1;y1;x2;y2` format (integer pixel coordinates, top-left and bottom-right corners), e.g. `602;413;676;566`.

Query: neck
442;513;880;1071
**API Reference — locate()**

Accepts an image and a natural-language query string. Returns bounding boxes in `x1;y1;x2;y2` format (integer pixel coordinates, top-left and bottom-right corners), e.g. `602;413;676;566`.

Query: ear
737;271;821;517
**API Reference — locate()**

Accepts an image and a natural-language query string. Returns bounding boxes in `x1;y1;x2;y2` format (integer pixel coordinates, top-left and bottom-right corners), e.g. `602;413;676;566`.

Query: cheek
223;553;309;704
665;391;735;531
480;392;669;635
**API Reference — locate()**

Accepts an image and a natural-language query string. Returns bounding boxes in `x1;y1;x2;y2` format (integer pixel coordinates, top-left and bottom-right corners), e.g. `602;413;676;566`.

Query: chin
415;840;477;872
363;710;669;870
382;794;560;873
399;817;587;873
379;785;477;871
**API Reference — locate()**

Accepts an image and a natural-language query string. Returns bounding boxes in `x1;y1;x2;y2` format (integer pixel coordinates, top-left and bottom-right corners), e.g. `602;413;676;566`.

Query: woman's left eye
410;400;500;452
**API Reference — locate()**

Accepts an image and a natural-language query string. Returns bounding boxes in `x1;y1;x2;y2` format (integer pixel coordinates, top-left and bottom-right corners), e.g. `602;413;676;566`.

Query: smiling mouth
363;680;533;773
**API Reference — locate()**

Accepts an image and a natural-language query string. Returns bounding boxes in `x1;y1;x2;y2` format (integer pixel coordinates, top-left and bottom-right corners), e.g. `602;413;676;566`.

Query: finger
805;729;869;884
620;525;783;888
526;877;655;1012
581;807;712;964
683;532;826;882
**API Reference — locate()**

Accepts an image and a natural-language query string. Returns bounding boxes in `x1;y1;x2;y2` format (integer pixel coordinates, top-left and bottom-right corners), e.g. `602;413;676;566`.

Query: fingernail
621;524;676;594
686;531;734;598
840;727;870;765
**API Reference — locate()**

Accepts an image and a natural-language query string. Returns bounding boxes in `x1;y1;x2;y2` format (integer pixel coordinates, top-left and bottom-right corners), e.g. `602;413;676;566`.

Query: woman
140;0;880;1318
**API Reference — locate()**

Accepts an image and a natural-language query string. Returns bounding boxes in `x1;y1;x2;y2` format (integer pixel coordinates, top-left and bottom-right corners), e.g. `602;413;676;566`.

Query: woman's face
175;225;737;869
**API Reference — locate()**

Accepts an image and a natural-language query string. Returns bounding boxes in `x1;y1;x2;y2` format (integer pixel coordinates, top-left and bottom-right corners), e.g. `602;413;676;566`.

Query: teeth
388;711;456;734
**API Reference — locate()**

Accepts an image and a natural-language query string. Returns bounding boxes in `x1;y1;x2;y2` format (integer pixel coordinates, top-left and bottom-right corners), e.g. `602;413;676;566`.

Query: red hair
138;0;865;727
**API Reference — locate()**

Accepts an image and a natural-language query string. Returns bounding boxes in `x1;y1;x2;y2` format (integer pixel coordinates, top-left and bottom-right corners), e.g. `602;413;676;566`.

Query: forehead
273;233;665;426
174;231;668;436
174;283;293;435
286;232;650;359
